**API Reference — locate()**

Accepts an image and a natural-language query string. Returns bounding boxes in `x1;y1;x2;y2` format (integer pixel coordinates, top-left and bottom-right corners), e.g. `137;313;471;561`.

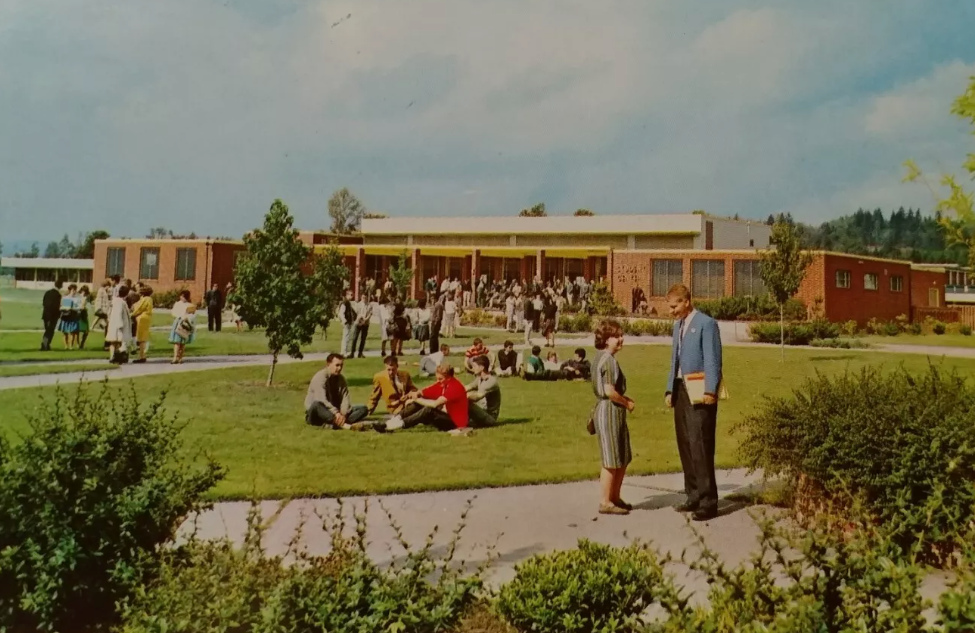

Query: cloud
1;0;975;240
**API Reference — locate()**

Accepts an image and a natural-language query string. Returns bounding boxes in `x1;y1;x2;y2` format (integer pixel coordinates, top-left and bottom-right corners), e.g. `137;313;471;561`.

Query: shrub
120;500;486;633
909;322;923;335
934;321;948;335
153;286;192;309
653;503;931;632
496;539;665;633
749;320;839;346
840;320;859;337
695;295;806;322
0;382;225;632
810;338;871;349
588;281;626;316
961;324;973;336
735;363;975;563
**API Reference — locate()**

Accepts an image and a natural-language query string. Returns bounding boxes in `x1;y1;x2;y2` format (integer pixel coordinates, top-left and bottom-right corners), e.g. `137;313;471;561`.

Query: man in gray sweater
305;354;371;430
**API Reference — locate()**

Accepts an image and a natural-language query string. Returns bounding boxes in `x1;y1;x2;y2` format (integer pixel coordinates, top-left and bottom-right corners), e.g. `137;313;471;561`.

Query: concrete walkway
181;469;951;604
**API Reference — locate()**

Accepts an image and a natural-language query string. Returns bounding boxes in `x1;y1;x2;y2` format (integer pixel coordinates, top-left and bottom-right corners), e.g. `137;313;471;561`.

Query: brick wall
817;254;912;325
910;269;945;309
93;240;245;302
611;251;766;316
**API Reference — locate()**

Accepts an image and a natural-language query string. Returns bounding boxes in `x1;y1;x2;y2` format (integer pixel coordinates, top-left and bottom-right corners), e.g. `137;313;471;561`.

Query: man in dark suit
664;283;723;521
40;280;64;351
204;283;222;332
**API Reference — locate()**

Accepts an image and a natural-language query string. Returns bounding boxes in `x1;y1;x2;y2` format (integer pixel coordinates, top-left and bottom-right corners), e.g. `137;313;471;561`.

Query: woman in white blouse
167;290;196;364
105;285;133;363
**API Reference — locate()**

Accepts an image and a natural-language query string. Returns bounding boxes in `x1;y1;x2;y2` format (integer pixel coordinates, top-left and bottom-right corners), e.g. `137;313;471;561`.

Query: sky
1;0;974;243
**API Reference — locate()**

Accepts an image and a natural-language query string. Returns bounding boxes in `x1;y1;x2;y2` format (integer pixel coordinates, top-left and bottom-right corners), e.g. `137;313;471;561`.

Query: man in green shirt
466;355;501;427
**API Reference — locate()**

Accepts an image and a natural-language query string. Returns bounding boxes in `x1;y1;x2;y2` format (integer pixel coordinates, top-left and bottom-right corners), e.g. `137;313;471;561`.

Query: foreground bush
496;539;665;633
735;363;975;563
0;382;224;632
120;500;486;633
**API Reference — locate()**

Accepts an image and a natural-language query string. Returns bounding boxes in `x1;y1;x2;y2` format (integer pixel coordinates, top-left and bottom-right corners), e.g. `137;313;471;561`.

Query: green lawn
0;287;171;330
864;333;975;348
0;324;515;363
0;363;118;378
2;344;973;501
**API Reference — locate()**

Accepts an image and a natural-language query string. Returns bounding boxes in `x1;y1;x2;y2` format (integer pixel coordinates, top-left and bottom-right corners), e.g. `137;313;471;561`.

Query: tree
388;250;414;301
44;242;61;258
146;227;170;239
328;188;366;234
766;214;775;226
57;234;75;258
760;221;813;360
519;203;547;217
75;231;110;259
27;243;39;258
574;208;595;216
903;74;975;268
233;199;349;386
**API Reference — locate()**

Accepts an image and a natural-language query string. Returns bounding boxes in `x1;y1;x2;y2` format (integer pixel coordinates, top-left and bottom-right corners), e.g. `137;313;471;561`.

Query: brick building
91;213;957;326
92;239;246;300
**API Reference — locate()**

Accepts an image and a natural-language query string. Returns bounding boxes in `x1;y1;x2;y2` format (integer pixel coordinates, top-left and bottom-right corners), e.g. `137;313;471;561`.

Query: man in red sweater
393;361;470;434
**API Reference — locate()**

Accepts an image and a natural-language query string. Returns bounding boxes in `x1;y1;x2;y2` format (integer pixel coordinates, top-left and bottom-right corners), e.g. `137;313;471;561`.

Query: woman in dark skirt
591;319;636;515
391;302;411;357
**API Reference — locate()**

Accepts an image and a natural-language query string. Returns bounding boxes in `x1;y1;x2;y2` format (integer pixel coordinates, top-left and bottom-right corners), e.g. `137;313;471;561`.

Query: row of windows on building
834;270;904;292
105;247;197;281
649;260;766;299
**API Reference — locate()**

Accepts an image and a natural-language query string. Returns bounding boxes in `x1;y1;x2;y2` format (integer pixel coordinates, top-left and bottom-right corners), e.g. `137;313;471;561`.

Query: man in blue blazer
664;283;722;521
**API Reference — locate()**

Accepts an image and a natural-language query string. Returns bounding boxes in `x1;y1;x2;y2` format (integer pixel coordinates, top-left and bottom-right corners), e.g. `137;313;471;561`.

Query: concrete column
411;249;421;300
354;248;365;300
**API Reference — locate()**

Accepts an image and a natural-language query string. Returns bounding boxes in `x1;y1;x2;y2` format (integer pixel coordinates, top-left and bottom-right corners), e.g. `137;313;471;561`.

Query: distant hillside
769;208;967;266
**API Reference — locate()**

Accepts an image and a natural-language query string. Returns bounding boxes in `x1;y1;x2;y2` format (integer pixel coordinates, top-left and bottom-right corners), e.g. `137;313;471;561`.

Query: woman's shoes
598;502;629;515
133;358;147;364
613;499;633;511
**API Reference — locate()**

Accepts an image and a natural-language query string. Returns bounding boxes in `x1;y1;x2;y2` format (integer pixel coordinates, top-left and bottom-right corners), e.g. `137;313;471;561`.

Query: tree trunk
266;351;278;387
780;304;785;361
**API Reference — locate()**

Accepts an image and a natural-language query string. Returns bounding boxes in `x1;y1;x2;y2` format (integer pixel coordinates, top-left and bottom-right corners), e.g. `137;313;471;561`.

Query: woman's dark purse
586;405;596;435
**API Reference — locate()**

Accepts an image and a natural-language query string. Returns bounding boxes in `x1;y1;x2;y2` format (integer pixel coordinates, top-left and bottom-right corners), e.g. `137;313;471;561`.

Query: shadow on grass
808;355;859;362
489;417;533;428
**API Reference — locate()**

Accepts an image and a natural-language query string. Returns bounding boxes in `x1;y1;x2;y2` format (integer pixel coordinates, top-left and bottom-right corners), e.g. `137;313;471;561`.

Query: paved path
181;469;951;605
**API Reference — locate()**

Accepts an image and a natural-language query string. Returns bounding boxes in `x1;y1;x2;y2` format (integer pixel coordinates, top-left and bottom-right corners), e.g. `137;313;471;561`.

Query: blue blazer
666;311;723;396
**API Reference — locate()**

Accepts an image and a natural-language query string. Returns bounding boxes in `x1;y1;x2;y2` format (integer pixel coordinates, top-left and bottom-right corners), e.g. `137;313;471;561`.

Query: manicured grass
0;287;171;330
2;344;973;501
0;325;515;363
864;333;975;348
0;363;118;378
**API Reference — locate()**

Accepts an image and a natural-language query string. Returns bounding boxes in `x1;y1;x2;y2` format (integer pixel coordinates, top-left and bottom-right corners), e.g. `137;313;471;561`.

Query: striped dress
591;350;631;469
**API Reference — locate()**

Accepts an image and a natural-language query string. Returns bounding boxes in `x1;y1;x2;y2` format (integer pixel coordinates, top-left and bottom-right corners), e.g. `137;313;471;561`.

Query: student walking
40;280;63;351
205;283;222;332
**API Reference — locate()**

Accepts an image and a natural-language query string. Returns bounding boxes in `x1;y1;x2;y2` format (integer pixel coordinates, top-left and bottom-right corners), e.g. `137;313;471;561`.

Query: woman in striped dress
591;319;636;515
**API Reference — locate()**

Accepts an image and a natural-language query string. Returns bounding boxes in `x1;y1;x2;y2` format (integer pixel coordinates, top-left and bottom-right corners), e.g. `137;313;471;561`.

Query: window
139;247;160;280
175;248;197;281
692;260;726;299
864;273;879;291
733;260;767;297
890;275;904;292
749;239;755;247
651;260;683;296
836;270;851;289
106;247;126;277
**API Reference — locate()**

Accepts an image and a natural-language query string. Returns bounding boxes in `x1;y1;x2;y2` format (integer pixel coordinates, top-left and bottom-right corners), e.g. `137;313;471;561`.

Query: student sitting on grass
494;340;520;377
383;361;471;436
561;348;592;380
524;345;545;375
418;343;450;377
466;355;501;427
464;337;490;373
305;353;374;431
543;350;561;372
367;355;418;416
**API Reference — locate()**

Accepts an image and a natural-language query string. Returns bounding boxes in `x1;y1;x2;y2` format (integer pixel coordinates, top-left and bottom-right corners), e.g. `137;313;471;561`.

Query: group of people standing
40;280;93;351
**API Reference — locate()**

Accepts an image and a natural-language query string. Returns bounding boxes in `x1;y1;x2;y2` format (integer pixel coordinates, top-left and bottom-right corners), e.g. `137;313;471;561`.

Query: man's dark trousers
429;321;441;355
208;305;221;332
352;324;369;357
673;380;718;513
41;319;58;350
